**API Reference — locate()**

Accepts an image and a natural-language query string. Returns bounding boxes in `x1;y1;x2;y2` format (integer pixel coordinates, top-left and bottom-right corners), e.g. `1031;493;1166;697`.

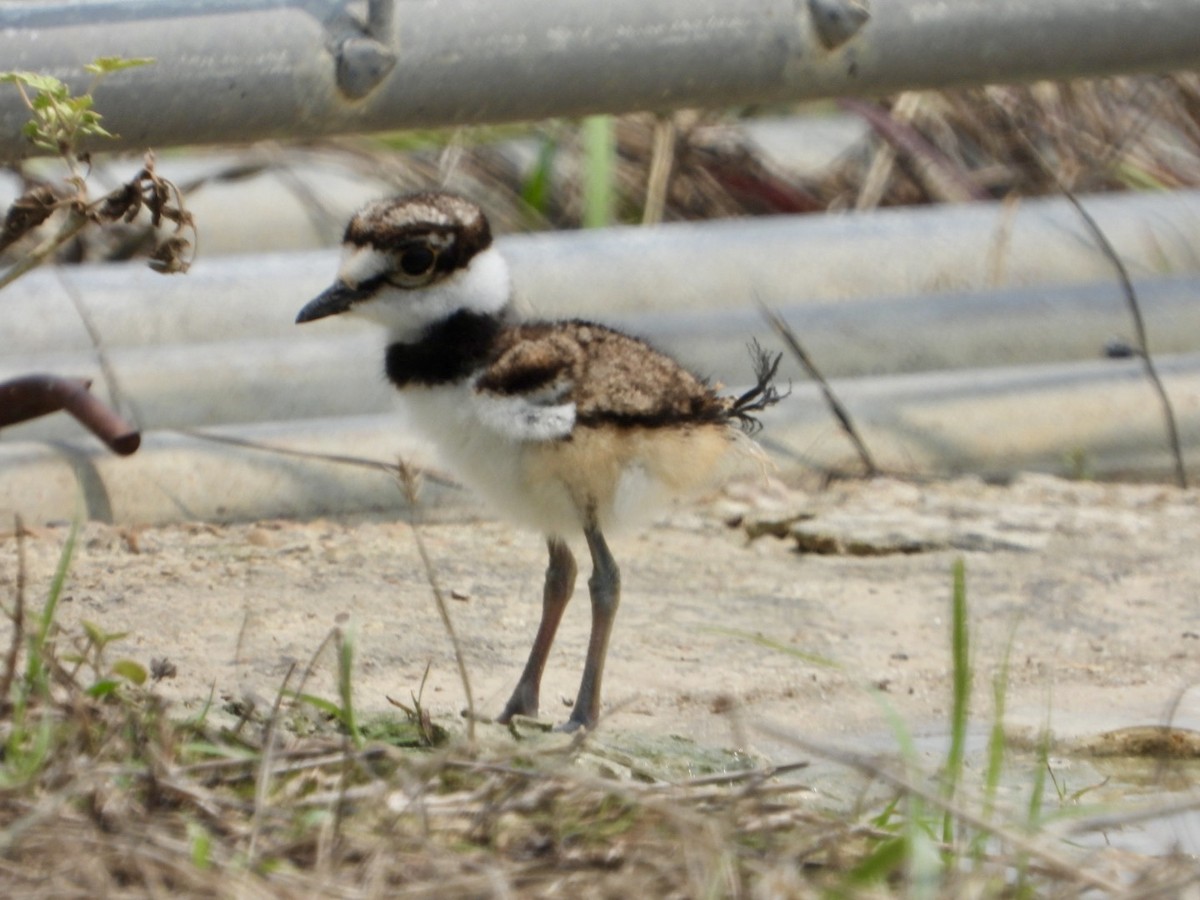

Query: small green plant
0;523;78;787
380;660;449;747
292;627;364;747
70;620;149;698
1;518;159;788
1064;447;1093;481
1;56;153;163
839;559;1083;896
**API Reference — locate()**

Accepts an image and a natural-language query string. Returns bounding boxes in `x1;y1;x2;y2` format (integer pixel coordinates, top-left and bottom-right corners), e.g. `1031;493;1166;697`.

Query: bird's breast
402;382;752;536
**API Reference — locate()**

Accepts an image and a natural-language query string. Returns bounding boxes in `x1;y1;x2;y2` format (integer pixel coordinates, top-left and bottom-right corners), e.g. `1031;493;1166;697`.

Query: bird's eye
398;245;436;278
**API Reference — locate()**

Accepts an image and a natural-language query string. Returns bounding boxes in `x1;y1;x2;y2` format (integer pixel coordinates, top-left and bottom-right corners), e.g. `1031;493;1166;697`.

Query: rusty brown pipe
0;374;141;455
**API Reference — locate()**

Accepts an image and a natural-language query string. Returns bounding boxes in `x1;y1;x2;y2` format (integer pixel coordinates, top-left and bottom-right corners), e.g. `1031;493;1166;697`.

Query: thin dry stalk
760;303;879;477
175;427;458;490
841;96;987;204
1060;187;1188;489
985;193;1021;287
641;115;676;224
0;205;89;292
396;460;476;741
1071;787;1200;836
247;661;297;865
854;92;922;209
996;107;1189;489
54;268;138;430
232;605;252;667
180;745;388;781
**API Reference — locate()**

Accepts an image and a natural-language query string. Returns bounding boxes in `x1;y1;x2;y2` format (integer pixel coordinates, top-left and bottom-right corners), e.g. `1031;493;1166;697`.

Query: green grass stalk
941;558;971;846
581;115;615;228
336;626;362;748
982;624;1018;823
26;515;79;694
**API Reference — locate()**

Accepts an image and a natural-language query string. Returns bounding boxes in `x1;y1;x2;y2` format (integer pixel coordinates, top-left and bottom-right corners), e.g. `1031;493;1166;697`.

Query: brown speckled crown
345;192;493;275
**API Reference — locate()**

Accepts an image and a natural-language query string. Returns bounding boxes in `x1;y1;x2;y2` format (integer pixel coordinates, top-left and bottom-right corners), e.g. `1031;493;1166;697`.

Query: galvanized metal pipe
2;351;1197;525
1;0;1198;160
3;274;1200;444
5;189;1200;356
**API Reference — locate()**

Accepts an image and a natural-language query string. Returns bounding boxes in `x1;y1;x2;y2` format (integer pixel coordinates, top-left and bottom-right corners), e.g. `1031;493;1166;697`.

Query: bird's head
296;192;510;341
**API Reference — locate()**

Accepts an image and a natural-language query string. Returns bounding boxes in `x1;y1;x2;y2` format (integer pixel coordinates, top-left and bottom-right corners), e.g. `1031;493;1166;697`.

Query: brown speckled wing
478;320;729;429
476;330;582;399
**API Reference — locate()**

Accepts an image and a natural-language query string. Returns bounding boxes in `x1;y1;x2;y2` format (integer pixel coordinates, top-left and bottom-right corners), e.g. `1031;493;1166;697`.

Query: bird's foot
552;711;593;734
497;684;539;724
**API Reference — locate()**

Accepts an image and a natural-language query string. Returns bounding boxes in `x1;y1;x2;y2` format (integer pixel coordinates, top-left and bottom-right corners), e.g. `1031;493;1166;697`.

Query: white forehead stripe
339;245;390;287
341;245;512;341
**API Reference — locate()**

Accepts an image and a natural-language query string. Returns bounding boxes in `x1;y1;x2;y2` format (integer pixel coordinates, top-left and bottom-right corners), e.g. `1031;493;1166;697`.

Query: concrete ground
6;472;1199;767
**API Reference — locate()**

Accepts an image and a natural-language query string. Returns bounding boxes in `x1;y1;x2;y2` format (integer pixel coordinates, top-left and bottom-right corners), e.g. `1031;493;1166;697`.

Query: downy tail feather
729;340;787;435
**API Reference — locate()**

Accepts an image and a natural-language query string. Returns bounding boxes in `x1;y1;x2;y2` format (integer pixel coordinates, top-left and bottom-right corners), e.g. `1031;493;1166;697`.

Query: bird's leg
559;524;620;732
497;538;577;723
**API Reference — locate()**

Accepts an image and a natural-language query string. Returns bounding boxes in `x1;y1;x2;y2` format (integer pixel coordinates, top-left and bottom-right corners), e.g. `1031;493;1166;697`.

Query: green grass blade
337;627;362;748
520;135;557;219
847;834;907;885
187;821;212;870
27;516;80;692
292;691;341;719
581;115;615;229
1014;727;1053;894
983;622;1018;821
942;558;971;845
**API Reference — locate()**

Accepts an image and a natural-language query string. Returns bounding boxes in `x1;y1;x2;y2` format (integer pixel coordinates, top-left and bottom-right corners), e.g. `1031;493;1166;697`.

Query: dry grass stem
761;303;880;477
397;460;476;741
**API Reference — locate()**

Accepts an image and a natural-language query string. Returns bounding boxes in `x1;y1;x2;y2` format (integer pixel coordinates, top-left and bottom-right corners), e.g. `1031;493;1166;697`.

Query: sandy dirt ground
5;473;1200;765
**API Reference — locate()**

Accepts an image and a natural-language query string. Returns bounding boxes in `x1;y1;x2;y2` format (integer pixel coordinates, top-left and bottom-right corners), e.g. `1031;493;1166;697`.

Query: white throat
349;245;512;342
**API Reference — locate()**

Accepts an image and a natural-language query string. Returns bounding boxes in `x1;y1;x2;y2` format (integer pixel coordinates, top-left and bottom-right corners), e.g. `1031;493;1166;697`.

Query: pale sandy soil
5;473;1200;765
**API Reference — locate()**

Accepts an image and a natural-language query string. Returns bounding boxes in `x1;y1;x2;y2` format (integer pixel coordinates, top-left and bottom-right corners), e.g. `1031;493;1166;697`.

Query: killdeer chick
297;192;782;731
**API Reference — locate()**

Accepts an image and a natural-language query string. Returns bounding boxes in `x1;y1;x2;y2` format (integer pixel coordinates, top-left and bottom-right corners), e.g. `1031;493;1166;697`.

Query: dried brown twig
760;303;880;478
0;155;188;455
1058;184;1188;489
991;102;1190;489
397;460;477;741
840;96;989;206
173;427;458;488
0;152;194;290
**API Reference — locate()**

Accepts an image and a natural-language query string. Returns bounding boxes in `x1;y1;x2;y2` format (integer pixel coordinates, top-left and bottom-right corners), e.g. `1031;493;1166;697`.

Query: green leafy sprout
1;56;153;157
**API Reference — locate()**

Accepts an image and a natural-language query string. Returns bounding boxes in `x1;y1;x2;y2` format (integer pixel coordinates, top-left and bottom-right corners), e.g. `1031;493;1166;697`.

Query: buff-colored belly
523;423;748;534
403;386;759;538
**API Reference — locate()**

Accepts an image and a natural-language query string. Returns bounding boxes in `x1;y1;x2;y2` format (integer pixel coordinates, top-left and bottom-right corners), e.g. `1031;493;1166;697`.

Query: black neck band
384;310;504;388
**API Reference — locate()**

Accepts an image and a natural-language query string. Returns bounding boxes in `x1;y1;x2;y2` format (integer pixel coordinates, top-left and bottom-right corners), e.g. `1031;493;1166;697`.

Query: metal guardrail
5;188;1199;367
1;0;1198;160
4;351;1198;525
4;275;1200;441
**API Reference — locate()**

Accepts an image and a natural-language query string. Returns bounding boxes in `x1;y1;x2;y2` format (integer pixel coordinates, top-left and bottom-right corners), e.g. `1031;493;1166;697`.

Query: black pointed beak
296;281;372;324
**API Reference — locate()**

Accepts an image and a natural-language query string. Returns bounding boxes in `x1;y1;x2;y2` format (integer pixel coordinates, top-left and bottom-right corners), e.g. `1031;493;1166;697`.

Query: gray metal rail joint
808;0;871;50
330;0;396;101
